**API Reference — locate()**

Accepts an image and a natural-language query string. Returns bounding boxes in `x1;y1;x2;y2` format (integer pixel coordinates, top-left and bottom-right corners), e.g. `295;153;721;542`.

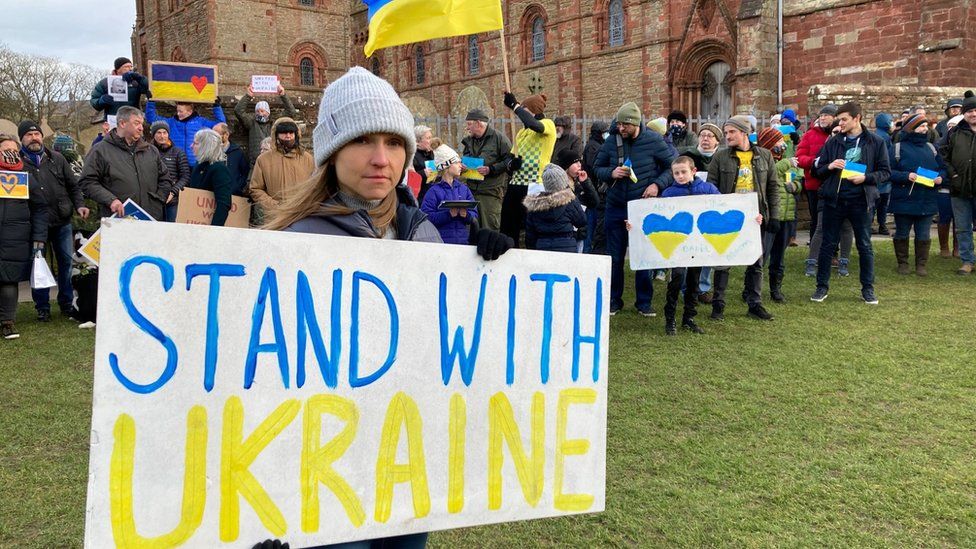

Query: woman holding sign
259;65;513;549
0;135;48;340
888;113;948;276
187;129;233;226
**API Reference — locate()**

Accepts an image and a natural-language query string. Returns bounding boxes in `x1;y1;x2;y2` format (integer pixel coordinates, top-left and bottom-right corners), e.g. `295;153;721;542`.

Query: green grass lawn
3;241;976;547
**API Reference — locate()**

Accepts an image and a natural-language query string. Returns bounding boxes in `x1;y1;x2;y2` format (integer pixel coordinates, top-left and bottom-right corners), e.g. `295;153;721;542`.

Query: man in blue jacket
593;102;676;316
145;99;227;167
811;102;891;305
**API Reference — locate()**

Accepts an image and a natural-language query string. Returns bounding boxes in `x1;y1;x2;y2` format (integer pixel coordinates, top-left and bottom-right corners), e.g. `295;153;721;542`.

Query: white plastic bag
31;253;57;289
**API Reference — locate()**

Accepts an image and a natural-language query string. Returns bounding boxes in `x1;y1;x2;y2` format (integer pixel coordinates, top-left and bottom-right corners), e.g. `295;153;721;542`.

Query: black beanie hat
114;57;132;71
18;120;42;140
667;110;688;125
963;90;976;114
555;147;581;170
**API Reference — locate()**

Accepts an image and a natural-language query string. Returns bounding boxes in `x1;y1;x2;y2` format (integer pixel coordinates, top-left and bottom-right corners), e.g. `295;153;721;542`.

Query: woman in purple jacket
419;144;479;244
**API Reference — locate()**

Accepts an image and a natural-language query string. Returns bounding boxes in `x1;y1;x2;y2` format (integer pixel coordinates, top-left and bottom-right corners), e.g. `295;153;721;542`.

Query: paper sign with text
627;193;763;270
175;187;251;228
250;75;280;94
0;171;29;199
84;221;609;548
79;199;156;265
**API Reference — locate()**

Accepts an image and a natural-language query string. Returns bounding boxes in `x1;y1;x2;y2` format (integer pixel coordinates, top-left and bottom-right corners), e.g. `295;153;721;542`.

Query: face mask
256;115;269;124
602;132;610;140
277;138;296;152
771;144;786;154
669;125;687;139
698;147;715;158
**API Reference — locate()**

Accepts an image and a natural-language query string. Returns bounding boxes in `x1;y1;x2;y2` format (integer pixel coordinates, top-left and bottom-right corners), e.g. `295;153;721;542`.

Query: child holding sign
888;113;948;276
419;144;479;244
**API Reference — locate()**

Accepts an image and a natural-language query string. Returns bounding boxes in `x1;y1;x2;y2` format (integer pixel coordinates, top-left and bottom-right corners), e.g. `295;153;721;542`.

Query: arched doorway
700;61;732;123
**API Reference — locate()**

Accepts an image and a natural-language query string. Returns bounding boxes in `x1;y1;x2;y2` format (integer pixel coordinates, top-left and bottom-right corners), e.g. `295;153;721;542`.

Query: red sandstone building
133;0;974;126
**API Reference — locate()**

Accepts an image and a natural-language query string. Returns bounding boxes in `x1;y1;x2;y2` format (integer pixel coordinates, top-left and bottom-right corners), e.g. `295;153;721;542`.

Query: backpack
893;141;938;163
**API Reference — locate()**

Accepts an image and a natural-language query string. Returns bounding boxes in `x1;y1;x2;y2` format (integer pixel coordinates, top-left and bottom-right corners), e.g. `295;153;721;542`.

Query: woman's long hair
193;129;227;164
262;161;397;233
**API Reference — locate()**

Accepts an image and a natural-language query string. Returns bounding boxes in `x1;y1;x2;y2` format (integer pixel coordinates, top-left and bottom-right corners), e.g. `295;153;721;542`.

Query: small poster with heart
147;60;219;103
0;170;29;200
626;193;762;270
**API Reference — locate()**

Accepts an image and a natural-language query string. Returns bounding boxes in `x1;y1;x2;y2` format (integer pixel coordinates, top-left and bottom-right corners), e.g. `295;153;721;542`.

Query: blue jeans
165;202;178;222
816;196;874;291
893;214;933;241
606;208;652;311
937;191;953;224
32;223;74;312
699;267;712;293
951;197;976;264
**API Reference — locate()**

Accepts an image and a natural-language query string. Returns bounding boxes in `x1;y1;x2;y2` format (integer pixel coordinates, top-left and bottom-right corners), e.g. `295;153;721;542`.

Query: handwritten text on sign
84;221;609;548
626;193;763;270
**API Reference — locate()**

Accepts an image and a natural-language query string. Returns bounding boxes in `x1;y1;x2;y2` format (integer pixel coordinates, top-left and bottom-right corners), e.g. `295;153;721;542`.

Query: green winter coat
706;146;781;221
773;156;802;222
460;126;512;192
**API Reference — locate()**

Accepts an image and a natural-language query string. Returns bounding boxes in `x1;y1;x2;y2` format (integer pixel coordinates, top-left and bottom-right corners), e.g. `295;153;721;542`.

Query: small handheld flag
915;167;939;188
624;158;639;183
362;0;503;57
840;162;867;181
0;170;28;200
461;156;485;181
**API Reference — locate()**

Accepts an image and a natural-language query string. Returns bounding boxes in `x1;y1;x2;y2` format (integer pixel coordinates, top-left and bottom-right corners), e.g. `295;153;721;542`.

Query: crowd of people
3;54;976;348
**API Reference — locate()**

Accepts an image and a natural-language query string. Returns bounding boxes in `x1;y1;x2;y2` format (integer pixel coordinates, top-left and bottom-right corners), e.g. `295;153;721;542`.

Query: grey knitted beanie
542;164;571;194
312;67;416;167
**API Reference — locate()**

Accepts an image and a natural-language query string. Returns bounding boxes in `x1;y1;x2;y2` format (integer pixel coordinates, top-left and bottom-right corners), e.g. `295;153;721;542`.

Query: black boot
681;318;705;334
770;273;786;303
665;317;677;336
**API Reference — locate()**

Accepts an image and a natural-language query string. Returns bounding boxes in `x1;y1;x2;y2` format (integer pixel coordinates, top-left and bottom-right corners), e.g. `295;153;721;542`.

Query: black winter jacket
814;124;891;204
593;124;676;210
941;123;976;199
523;188;586;252
20;148;83;226
0;175;48;282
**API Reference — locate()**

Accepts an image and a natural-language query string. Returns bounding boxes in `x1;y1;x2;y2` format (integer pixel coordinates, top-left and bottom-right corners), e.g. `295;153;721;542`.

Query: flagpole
498;28;519;152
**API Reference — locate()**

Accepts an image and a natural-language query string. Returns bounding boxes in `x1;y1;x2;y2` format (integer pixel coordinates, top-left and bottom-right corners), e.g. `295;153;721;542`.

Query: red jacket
795;124;831;191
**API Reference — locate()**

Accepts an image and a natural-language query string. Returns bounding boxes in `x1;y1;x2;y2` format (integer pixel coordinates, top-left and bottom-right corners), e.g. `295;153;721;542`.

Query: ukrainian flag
840;162;867;181
363;0;503;57
915;167;938;187
150;62;217;103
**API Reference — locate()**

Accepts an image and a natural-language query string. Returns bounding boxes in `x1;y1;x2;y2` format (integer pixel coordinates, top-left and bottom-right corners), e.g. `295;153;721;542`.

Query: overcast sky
1;1;137;71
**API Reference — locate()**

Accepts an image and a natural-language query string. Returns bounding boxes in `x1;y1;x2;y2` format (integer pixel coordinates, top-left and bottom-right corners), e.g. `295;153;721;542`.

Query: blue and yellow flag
915;167;939;188
0;170;29;200
362;0;503;57
840;162;867;181
149;61;218;103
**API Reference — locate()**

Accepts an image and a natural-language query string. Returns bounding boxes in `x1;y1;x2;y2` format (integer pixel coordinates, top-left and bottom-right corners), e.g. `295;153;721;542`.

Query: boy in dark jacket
523;164;586;253
811;102;890;304
660;156;718;335
420;144;479;245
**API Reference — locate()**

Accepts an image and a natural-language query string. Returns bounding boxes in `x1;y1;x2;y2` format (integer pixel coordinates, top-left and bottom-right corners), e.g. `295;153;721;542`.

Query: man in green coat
460;109;512;231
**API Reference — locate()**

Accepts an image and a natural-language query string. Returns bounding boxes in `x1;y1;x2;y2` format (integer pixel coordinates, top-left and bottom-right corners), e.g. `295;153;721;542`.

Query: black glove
98;95;114;106
251;540;289;549
121;71;136;83
503;92;518;110
507;156;523;174
213;97;222;107
765;219;781;235
575;225;587;241
469;226;514;261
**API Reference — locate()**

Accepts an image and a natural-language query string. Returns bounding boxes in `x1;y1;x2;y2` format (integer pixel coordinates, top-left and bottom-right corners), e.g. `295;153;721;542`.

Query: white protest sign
107;75;128;102
84;221;609;548
626;193;762;270
251;75;280;94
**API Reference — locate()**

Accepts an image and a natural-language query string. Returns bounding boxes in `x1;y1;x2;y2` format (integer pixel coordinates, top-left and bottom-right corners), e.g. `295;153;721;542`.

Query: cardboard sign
175;187;251;228
84;221;609;547
627;193;763;270
251;75;280;94
78;199;156;265
0;170;29;199
149;61;219;103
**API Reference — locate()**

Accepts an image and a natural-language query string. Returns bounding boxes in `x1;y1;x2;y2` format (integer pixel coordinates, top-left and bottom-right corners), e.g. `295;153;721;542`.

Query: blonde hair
263;162;397;234
193;129;227;164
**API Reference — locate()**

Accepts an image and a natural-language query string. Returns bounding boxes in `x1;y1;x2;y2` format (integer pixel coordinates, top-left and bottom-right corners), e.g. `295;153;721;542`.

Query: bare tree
0;44;104;141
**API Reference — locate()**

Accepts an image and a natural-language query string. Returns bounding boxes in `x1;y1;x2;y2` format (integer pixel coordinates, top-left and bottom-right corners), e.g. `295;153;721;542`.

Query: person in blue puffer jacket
420;144;479;245
888;113;948;276
593;101;676;316
145;99;227;167
523;164;586;253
